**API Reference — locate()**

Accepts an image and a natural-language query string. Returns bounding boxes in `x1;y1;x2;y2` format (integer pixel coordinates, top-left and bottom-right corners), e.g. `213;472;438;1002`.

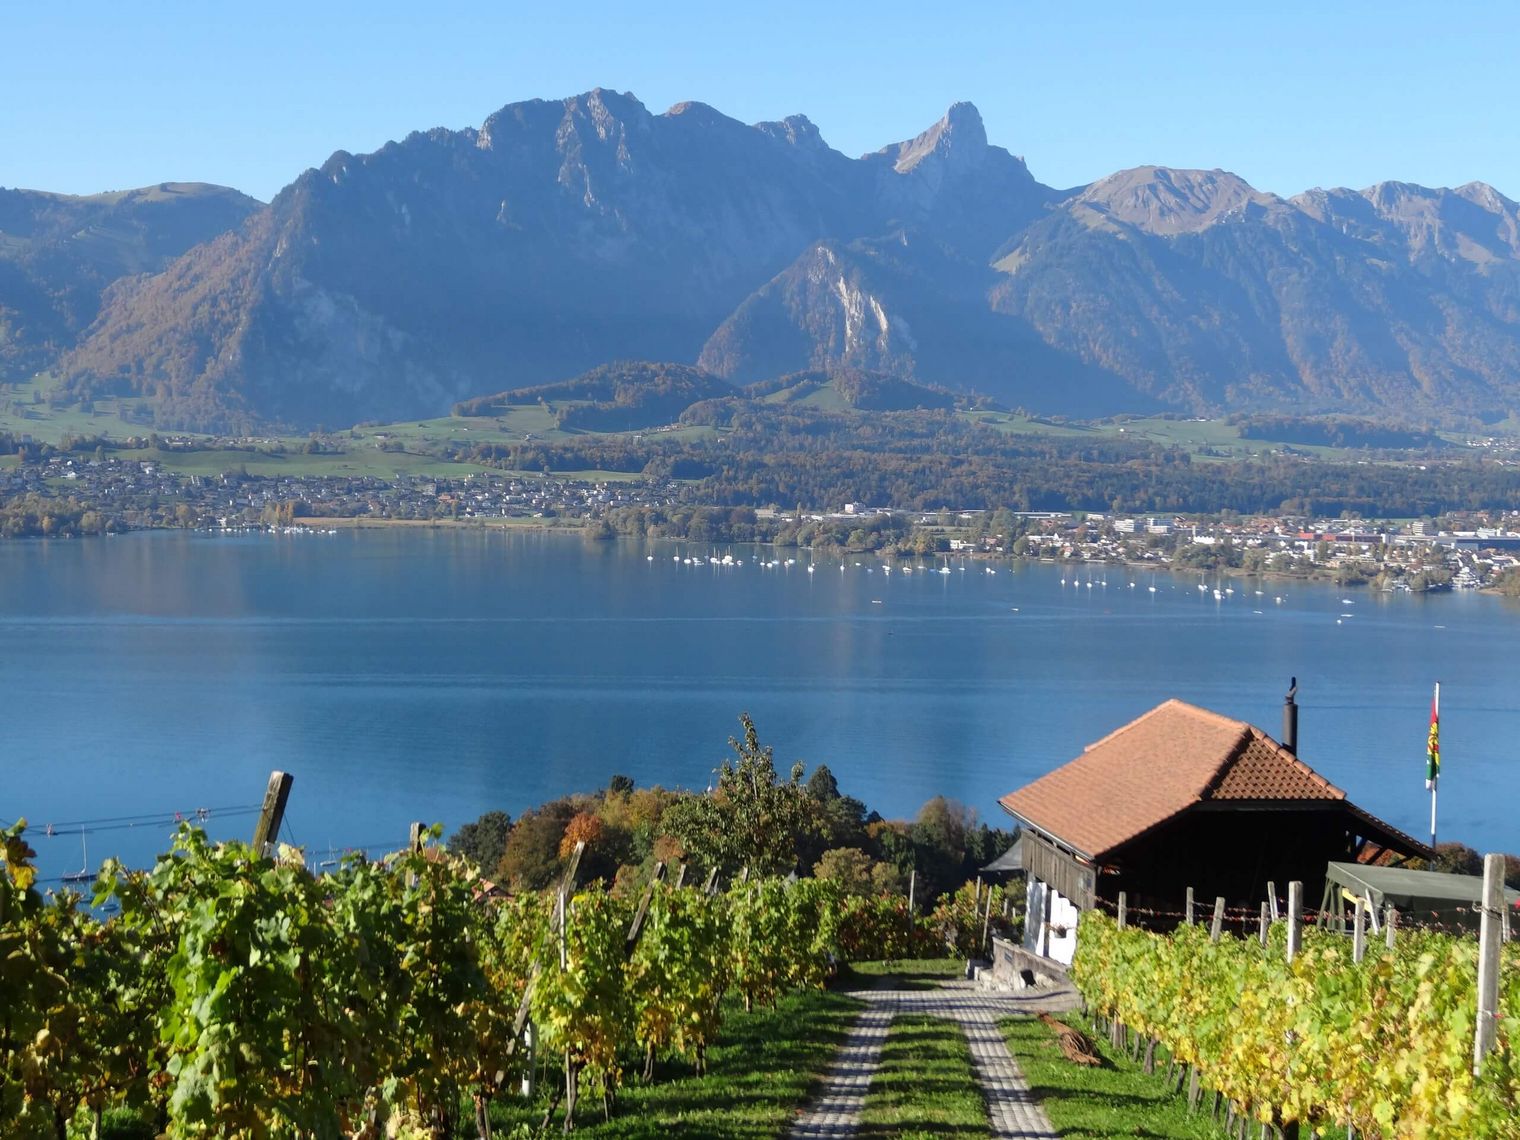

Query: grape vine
1073;912;1520;1137
1;820;968;1137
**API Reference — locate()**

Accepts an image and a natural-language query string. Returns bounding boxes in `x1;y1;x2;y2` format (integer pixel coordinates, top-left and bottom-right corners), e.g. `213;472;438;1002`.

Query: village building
999;694;1431;965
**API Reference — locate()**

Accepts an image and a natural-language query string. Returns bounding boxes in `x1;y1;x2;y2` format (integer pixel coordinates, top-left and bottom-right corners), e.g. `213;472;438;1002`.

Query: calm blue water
3;529;1517;884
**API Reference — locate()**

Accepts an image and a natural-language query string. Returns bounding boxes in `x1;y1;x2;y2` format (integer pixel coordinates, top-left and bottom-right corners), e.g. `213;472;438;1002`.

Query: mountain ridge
23;91;1520;432
0;182;261;380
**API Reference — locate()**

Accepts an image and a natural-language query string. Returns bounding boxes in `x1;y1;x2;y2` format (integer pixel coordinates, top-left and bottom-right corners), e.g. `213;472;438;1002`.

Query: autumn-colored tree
560;812;605;859
813;848;874;895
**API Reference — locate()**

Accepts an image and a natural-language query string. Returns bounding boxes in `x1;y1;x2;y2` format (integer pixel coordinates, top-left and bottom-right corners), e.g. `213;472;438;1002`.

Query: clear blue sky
6;1;1518;203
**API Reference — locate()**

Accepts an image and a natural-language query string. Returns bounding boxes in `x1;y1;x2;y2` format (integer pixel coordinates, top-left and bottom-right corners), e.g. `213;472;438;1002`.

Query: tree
805;765;840;802
799;764;868;870
448;810;512;873
661;715;810;876
496;801;578;890
1427;841;1482;877
812;848;874;895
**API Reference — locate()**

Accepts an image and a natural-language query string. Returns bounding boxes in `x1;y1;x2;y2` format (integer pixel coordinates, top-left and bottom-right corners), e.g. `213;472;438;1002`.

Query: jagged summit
875;102;990;174
754;114;830;151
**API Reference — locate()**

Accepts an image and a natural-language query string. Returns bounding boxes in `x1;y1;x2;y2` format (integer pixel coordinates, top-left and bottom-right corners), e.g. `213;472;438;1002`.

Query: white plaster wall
1023;875;1081;966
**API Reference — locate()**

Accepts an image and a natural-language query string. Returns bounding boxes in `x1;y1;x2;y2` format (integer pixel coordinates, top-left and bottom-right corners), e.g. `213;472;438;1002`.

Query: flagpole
1429;681;1439;852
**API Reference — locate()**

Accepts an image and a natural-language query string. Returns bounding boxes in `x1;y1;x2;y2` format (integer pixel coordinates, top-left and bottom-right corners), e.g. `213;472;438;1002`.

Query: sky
4;1;1518;204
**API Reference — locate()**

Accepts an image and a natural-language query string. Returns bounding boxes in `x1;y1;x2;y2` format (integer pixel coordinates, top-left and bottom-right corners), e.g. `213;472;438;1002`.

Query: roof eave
998;802;1097;864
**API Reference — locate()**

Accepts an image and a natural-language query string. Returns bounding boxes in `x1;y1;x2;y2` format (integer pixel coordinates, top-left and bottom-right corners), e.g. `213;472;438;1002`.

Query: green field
141;447;496;480
860;1015;989;1138
351;404;568;444
962;409;1468;462
965;410;1098;440
483;987;863;1138
759;379;851;412
0;375;162;444
1003;1015;1227;1140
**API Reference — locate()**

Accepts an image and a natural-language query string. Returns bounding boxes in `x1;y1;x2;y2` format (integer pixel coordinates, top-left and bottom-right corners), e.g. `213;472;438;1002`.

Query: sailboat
61;831;91;884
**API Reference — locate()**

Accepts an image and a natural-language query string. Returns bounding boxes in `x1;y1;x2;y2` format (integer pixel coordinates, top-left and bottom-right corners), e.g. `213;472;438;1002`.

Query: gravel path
787;978;1078;1138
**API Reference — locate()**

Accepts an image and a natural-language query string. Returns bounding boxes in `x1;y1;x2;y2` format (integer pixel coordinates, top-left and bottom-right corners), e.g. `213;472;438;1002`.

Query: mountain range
7;90;1520;432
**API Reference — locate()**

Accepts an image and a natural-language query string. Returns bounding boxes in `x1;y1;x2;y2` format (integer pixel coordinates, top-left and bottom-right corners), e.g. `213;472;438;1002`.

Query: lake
3;528;1516;885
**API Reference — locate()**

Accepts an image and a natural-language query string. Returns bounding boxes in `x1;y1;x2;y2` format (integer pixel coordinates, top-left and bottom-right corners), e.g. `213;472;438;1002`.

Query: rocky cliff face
48;93;1520;430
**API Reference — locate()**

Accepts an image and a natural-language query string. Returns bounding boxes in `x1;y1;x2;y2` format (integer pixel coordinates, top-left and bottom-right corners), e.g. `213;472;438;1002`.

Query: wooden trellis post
1286;881;1303;962
251;770;293;857
1474;853;1504;1075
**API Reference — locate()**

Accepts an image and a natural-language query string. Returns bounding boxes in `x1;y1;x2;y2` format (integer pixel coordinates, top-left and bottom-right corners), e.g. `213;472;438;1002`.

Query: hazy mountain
990;169;1520;418
47;91;1520;431
0;182;259;378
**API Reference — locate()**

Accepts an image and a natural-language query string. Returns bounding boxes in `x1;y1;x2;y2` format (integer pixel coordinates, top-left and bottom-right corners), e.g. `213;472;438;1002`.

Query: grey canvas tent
980;830;1024;877
1319;861;1519;933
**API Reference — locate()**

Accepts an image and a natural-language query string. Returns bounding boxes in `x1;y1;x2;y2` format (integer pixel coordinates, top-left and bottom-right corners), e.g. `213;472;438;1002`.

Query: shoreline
302;515;571;531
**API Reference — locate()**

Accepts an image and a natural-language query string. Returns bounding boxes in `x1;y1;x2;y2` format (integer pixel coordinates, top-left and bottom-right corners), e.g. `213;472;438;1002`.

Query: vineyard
0;818;999;1139
1073;911;1520;1138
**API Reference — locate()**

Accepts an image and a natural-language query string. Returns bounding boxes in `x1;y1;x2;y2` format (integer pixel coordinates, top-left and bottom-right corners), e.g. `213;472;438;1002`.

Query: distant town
6;449;1520;594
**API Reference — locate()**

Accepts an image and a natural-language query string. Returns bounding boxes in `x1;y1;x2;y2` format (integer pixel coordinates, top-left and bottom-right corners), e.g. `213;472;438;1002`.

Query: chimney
1282;677;1299;755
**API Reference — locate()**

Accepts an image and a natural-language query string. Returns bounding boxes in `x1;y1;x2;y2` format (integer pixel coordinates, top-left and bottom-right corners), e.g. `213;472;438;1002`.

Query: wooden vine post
1117;890;1127;929
1286;881;1303;962
982;882;999;954
626;862;668;1081
250;770;293;858
625;862;667;955
1209;896;1225;942
525;841;584;1133
559;841;585;1132
1474;853;1504;1075
1185;886;1195;926
407;821;424;888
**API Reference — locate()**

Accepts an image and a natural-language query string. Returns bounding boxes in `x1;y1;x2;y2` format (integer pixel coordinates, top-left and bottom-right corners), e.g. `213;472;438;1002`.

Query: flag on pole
1425;683;1440;789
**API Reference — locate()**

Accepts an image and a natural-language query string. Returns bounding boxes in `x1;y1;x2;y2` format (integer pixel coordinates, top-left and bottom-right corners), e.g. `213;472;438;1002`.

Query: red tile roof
998;699;1420;861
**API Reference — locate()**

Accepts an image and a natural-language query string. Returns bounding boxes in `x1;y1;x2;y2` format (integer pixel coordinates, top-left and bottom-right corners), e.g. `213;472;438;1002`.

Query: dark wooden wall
1097;807;1372;923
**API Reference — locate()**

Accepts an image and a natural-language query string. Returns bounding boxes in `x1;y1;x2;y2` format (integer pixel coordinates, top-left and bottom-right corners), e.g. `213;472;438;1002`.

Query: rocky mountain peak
664;99;743;130
1452;180;1516;214
754;113;829;151
1072;166;1280;235
879;102;989;175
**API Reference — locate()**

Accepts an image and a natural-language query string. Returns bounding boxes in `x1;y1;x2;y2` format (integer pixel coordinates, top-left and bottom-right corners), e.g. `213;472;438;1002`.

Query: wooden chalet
999;696;1431;964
